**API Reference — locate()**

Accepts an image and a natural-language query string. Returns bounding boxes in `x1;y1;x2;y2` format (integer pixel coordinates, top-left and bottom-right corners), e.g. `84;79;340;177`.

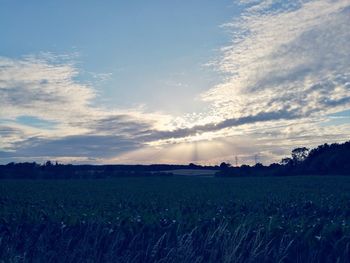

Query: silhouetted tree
189;163;199;169
220;162;231;169
291;147;309;164
45;160;53;167
254;163;264;168
281;157;293;166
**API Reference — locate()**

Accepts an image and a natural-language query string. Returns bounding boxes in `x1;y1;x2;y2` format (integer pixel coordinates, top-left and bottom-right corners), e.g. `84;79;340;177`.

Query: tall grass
1;219;350;262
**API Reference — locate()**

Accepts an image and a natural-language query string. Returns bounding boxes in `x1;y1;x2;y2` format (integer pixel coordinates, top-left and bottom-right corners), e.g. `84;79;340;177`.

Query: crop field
1;176;350;262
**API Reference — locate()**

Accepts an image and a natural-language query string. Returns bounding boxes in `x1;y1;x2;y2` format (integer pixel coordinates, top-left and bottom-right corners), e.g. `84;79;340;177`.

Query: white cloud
0;54;95;124
193;0;350;159
202;0;350;118
0;53;177;158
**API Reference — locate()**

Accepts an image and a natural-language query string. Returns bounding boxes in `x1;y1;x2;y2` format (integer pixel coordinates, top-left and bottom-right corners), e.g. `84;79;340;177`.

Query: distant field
164;169;217;176
1;176;350;262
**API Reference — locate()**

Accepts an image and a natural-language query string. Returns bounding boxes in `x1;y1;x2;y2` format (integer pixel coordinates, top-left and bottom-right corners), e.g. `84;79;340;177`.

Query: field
163;169;217;176
1;176;350;262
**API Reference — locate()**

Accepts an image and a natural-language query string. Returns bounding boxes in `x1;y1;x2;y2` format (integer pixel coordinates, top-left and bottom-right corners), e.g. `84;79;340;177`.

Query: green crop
1;176;350;262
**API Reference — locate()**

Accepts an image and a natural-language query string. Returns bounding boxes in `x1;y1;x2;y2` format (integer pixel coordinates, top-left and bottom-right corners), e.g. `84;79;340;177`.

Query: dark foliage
0;141;349;179
2;219;350;263
2;176;350;262
216;141;350;177
0;163;220;179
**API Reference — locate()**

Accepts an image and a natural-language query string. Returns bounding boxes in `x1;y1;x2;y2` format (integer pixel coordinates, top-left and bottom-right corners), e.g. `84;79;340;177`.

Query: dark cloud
87;115;153;137
0;126;22;138
0;135;142;158
144;109;300;141
0;109;301;160
0;86;68;106
320;97;350;108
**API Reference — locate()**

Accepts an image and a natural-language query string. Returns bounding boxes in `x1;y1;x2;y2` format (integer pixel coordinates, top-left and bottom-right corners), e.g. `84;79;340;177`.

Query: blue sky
1;0;238;113
1;0;350;165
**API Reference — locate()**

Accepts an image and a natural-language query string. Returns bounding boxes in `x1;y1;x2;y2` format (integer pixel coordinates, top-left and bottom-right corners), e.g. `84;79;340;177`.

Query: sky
0;0;349;165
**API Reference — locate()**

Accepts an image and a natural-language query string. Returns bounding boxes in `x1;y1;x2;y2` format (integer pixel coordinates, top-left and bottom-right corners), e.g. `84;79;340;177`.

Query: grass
1;176;350;262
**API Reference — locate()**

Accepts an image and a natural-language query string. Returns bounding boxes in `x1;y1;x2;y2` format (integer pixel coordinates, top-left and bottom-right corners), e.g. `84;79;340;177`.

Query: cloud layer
202;0;350;121
0;54;175;162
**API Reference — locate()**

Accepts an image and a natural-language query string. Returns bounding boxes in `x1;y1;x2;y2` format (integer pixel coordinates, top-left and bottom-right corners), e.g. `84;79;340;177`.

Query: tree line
0;141;349;179
0;162;218;179
217;141;350;177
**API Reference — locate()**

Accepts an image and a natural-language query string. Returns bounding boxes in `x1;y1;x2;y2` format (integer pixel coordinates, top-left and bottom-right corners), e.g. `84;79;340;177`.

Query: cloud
193;0;350;153
0;53;172;129
142;108;300;142
0;135;141;158
0;54;176;161
130;0;348;163
202;0;350;120
0;54;95;122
